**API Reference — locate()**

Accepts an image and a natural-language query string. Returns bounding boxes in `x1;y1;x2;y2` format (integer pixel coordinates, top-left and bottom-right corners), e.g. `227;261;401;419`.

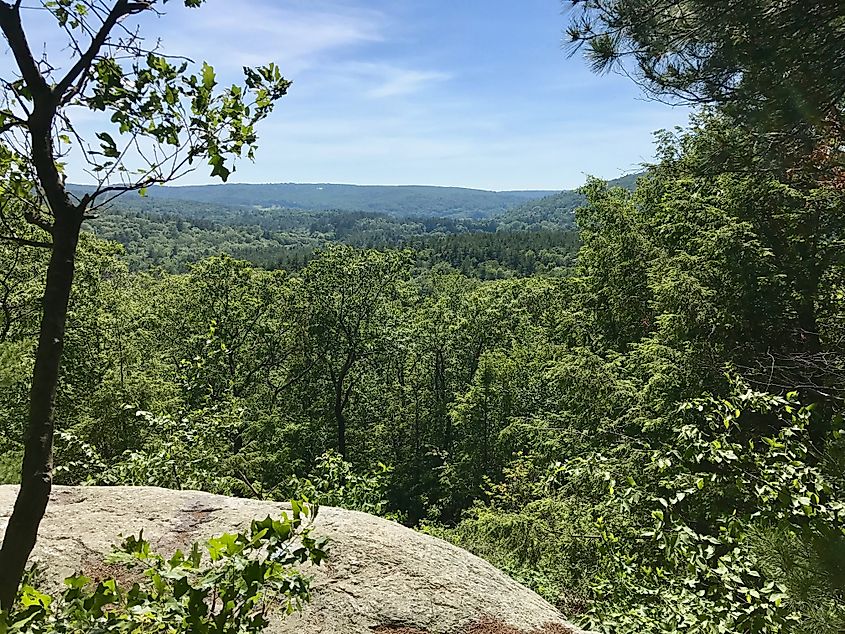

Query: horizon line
68;171;640;194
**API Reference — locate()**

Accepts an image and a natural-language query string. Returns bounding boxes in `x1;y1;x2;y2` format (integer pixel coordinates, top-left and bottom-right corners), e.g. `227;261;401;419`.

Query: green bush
2;502;328;633
578;388;845;633
0;451;21;485
54;410;247;495
287;450;394;517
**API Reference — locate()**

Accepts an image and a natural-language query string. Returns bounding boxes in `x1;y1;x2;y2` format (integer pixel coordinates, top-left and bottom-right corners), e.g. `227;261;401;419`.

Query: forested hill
77;173;640;273
496;172;642;229
102;182;557;217
73;173;639;222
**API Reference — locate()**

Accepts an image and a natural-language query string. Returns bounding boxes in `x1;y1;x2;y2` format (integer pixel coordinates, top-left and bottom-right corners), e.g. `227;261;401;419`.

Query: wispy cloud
362;66;452;99
156;0;388;75
301;60;452;100
154;2;451;101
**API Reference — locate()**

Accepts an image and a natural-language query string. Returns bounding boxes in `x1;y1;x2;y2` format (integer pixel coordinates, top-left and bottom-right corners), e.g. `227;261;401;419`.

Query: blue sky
10;0;692;191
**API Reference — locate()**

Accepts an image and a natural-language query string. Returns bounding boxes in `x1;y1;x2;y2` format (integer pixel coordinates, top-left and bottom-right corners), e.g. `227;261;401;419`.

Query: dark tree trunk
434;348;449;449
796;296;821;356
0;213;80;611
334;382;347;458
331;350;355;458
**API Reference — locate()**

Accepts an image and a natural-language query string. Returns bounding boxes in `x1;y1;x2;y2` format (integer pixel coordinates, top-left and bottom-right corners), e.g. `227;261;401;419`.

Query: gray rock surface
0;486;588;634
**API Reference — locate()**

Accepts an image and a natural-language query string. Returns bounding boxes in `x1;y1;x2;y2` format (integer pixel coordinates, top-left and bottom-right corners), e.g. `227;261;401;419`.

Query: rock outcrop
0;486;588;634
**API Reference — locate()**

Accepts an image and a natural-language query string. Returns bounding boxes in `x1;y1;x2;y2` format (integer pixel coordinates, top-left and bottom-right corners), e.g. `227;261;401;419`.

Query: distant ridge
71;173;641;220
105;182;558;218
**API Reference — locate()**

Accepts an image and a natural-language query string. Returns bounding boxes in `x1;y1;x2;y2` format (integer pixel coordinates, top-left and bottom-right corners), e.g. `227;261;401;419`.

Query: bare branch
23;209;53;234
0;1;50;99
0;234;52;249
0;109;26;133
54;0;149;100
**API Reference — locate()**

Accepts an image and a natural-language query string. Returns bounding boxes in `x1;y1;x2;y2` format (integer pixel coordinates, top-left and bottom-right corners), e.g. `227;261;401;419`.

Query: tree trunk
434;348;449;449
334;379;347;458
0;215;80;610
330;350;356;459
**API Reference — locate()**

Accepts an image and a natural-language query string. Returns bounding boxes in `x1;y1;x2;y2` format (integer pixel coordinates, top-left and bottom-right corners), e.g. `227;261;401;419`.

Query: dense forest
88;182;556;216
1;0;844;633
79;176;628;273
83;201;582;276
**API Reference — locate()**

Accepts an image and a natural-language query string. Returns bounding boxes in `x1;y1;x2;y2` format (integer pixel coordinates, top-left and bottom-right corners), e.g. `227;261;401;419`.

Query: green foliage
1;504;328;633
495;173;639;231
288;451;393;516
410;230;579;279
566;0;845;138
429;456;606;613
57;409;247;495
73;177;644;277
577;388;845;633
0;451;21;485
81;190;581;276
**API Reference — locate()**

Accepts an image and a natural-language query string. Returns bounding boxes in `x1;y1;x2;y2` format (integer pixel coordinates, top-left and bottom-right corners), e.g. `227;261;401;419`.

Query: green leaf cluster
1;504;327;633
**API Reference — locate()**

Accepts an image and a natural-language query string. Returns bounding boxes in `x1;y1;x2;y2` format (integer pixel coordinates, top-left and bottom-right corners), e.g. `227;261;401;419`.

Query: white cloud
156;0;387;76
364;66;452;99
149;2;451;100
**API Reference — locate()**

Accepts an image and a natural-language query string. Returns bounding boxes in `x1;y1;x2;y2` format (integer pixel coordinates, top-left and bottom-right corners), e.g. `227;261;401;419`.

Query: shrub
1;502;328;633
579;388;845;633
288;450;393;516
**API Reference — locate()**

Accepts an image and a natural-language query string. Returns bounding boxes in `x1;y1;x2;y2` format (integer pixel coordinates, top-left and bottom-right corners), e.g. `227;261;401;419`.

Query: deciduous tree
0;0;288;607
